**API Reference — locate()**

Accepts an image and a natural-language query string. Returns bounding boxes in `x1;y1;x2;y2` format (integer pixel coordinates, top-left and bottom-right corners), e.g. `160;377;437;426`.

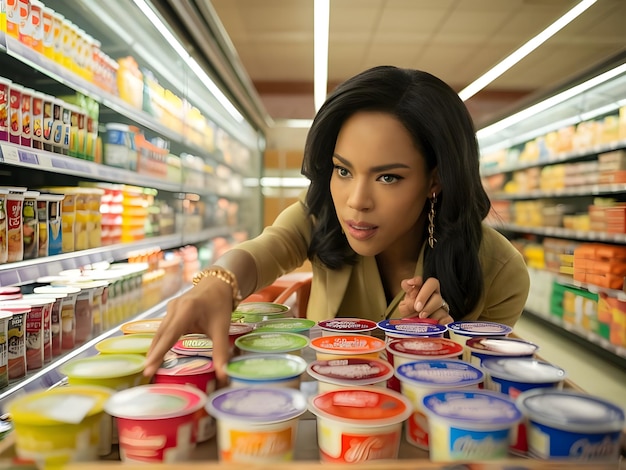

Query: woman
144;66;529;380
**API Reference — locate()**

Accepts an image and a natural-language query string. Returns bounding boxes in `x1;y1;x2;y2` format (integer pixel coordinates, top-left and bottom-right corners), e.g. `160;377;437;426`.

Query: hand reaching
398;276;453;325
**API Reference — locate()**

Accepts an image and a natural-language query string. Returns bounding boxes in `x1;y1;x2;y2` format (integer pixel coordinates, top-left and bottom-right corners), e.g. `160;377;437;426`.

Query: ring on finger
440;299;450;313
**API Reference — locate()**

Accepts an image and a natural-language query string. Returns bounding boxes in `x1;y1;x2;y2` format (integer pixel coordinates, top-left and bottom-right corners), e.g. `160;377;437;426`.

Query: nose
347;179;373;211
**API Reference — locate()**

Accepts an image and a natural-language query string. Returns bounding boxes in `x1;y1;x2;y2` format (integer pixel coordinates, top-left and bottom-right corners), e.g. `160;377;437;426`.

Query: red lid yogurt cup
207;387;307;462
309;335;386;361
318;318;377;336
422;390;521;462
465;336;538;367
308;387;413;463
377;318;447;340
306;357;394;392
105;384;207;463
516;389;625;462
385;337;463;392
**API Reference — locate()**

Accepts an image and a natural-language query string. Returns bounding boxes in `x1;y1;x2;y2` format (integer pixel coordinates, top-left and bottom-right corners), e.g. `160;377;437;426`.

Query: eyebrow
332;153;411;172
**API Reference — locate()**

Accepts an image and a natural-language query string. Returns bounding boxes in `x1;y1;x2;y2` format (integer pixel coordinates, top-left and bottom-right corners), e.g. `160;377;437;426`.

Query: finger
144;311;185;377
209;317;231;387
413;277;440;312
401;276;423;293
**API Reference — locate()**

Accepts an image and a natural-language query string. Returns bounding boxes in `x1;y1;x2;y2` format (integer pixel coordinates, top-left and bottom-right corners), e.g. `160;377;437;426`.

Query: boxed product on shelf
573;243;626;289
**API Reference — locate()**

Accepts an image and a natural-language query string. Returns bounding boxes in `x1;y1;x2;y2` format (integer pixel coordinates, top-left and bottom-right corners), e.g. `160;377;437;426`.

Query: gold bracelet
192;267;243;309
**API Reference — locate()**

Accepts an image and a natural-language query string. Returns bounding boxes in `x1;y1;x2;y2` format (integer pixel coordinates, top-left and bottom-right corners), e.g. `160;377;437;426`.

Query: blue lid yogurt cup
517;389;625;461
422;390;521;461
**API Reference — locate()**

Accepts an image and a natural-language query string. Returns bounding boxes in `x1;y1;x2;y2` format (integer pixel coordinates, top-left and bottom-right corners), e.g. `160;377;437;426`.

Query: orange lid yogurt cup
309;334;386;361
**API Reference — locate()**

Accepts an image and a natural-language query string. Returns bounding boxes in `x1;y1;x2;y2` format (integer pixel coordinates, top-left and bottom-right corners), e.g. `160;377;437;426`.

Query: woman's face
330;111;438;258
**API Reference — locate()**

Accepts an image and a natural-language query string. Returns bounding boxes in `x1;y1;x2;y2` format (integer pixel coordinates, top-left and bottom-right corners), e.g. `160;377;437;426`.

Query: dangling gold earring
428;192;437;248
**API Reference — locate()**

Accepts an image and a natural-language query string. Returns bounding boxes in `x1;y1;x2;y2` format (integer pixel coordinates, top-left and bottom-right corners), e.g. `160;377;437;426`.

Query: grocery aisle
514;312;626;407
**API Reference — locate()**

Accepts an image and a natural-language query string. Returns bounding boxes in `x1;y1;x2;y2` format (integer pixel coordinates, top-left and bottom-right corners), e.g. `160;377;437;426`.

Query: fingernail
419;311;427;319
414;301;423;311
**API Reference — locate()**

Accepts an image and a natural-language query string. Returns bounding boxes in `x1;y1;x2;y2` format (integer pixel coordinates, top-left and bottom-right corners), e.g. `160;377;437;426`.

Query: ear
428;167;443;197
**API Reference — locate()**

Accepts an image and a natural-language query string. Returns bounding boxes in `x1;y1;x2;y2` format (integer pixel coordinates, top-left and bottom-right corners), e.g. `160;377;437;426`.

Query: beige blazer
235;200;530;327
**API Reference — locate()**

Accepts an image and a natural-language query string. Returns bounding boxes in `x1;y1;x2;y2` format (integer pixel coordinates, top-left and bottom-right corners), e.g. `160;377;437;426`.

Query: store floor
514;312;626;407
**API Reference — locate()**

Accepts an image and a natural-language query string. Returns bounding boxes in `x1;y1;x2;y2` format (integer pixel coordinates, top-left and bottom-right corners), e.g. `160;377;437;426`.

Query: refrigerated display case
0;0;264;409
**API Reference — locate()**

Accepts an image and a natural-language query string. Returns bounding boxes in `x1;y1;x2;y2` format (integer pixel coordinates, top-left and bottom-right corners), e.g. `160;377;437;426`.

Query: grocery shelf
0;143;183;193
480;139;626;177
490;183;626;200
0;234;182;286
555;274;626;302
523;306;626;366
488;222;626;244
0;292;184;413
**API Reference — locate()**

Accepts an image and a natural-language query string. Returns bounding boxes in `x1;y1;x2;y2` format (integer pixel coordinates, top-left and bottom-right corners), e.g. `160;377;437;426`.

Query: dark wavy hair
301;65;490;319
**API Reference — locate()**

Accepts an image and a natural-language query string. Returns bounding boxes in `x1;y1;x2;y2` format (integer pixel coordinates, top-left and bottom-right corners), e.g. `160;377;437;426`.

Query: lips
345;220;378;241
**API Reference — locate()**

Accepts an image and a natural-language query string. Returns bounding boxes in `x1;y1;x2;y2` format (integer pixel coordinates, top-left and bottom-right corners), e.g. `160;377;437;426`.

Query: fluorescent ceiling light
273;119;314;128
314;0;330;112
459;0;597;101
477;62;626;140
131;0;244;123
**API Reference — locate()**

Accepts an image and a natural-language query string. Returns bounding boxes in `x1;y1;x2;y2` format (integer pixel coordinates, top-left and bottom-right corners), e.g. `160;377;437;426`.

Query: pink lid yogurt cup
154;355;217;443
422;390;521;461
318;318;377;336
105;383;206;463
172;334;213;357
395;359;484;450
309;335;386;361
306;357;394;392
207;386;307;463
308;387;413;463
465;336;538;367
385;337;463;392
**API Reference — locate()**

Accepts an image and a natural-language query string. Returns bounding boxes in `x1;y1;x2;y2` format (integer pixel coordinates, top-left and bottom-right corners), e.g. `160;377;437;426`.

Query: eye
333;165;351;178
378;174;402;184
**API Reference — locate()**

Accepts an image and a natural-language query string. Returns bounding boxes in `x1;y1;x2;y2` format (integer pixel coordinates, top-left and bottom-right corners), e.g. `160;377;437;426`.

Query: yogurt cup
235;331;310;356
306;357;394;392
465;336;538;367
229;322;254;354
255;318;316;336
33;285;80;352
0;311;13;388
172;334;213;357
377;318;447;341
95;333;154;355
153;355;217;443
318;318;377;336
385;337;463;392
309;334;386;361
517;389;625;462
225;353;307;389
482;358;567;455
8;385;113;467
395;359;484;449
447;321;512;360
422;390;522;461
105;384;207;463
207;386;307;462
233;302;290;323
60;353;147;390
308;387;413;463
120;318;163;335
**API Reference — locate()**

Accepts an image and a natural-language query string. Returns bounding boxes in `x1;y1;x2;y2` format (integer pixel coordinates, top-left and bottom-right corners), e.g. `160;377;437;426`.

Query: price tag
51;158;67;169
0;144;20;164
17;149;39;165
37;153;52;169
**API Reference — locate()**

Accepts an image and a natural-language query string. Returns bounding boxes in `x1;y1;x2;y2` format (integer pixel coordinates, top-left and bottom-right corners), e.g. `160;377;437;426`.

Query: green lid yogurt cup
255;318;316;336
234;332;310;356
226;353;307;389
